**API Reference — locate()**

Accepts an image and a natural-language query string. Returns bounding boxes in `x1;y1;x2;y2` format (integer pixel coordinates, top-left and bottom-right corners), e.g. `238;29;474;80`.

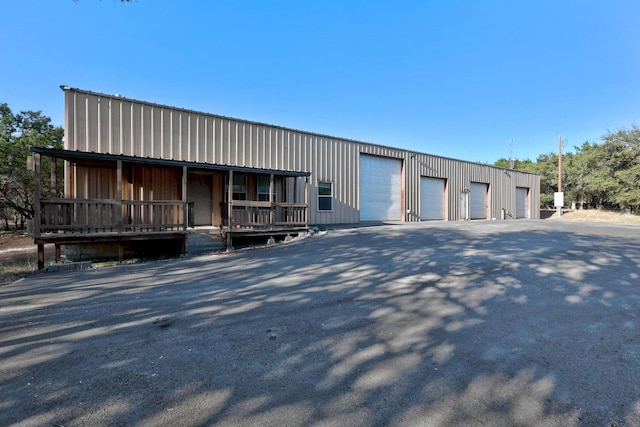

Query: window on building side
257;176;271;201
233;174;247;200
318;181;333;211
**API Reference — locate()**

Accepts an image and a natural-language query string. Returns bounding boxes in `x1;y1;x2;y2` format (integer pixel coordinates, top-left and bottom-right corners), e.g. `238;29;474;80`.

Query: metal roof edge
29;146;311;177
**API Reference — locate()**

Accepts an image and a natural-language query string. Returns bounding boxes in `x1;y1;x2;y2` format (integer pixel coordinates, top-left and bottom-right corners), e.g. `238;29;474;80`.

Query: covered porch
30;147;310;268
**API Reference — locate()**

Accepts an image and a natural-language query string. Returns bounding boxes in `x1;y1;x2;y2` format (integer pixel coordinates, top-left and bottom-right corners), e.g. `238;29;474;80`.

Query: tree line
0;104;63;230
495;126;640;212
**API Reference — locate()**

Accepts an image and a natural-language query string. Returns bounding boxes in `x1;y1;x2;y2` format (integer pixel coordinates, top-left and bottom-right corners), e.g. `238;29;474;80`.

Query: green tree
0;104;63;229
533;152;561;208
493;158;535;172
495;126;640;211
606;126;640;212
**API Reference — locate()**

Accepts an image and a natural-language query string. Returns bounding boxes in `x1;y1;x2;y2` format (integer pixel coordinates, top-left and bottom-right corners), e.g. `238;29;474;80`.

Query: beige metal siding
64;88;541;224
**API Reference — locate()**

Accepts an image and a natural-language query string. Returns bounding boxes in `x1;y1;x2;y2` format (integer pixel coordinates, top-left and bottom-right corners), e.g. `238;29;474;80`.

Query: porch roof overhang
29;146;311;177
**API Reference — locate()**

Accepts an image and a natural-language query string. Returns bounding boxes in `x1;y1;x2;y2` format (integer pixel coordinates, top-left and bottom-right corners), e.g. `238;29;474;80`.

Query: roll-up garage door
516;187;529;218
470;182;488;219
420;177;446;220
359;154;402;221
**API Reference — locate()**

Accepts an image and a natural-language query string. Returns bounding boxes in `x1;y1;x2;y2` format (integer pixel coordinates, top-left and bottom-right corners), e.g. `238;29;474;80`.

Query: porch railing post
304;176;309;226
269;173;274;227
182;166;188;230
228;170;233;227
117;160;123;233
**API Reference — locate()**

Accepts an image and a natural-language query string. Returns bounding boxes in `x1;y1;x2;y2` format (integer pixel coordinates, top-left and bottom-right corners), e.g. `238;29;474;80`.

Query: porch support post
227;170;233;228
50;157;57;197
37;244;44;270
293;177;298;225
55;243;61;263
33;153;41;239
269;173;274;226
116;160;123;233
293;176;297;203
182;166;188;230
305;177;309;226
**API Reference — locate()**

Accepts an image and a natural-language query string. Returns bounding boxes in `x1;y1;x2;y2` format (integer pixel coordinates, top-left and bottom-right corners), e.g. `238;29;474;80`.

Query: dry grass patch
0;231;52;286
548;209;640;224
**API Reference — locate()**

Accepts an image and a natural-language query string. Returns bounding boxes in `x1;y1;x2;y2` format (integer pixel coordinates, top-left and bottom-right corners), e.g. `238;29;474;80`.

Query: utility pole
558;135;562;193
509;139;515;169
556;135;563;217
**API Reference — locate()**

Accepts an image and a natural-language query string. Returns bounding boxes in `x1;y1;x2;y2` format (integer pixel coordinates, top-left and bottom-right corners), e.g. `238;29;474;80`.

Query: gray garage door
470;182;488;220
516;187;529;219
420;177;446;220
360;154;402;221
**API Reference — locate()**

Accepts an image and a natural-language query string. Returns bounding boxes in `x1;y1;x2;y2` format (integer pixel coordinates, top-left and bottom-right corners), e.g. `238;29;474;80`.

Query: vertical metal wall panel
202;116;210;163
170;111;179;160
247;124;256;167
130;103;141;157
281;130;289;170
273;129;280;169
205;116;213;164
152;107;161;159
213;118;222;164
141;104;152;157
226;119;233;165
233;121;240;166
85;95;97;153
98;97;108;153
219;120;227;164
254;126;262;168
75;94;86;151
109;99;120;154
161;109;171;160
179;113;189;161
120;101;131;156
65;92;75;153
189;115;198;162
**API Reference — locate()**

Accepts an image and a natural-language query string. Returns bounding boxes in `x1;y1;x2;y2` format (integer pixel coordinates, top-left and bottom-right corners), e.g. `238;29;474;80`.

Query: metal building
60;86;540;225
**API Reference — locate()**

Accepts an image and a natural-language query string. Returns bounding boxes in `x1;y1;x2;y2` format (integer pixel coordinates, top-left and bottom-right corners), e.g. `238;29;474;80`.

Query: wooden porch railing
36;198;187;236
229;201;307;229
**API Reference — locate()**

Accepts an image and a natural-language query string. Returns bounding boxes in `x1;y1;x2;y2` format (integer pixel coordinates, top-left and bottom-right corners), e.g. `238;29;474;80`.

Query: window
233;174;247;200
318;181;333;211
257;176;271;201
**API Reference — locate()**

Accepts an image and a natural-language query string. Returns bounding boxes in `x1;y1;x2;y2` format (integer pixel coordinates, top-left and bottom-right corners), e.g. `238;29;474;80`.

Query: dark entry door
188;174;213;226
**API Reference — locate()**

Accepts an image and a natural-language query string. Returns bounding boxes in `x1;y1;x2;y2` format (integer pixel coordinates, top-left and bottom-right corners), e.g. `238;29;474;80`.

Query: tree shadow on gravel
1;220;640;426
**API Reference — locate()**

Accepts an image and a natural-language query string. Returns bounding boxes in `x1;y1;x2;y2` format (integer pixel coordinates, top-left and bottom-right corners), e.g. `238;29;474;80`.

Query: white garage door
420;177;446;220
470;182;488;219
360;154;402;221
516;187;529;219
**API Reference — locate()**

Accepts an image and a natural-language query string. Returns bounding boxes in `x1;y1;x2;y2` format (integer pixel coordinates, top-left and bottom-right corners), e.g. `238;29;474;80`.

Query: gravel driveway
2;220;640;426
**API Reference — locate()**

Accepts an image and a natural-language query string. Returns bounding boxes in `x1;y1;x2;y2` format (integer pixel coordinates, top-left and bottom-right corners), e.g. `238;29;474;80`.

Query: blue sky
2;1;639;164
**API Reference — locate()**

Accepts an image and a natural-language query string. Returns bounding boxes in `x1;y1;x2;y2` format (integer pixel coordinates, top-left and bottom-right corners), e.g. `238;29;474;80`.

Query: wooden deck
29;147;310;269
34;198;308;268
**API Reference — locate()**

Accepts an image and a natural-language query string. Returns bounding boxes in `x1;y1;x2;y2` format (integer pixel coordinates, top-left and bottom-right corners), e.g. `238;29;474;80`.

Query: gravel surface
1;220;640;426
